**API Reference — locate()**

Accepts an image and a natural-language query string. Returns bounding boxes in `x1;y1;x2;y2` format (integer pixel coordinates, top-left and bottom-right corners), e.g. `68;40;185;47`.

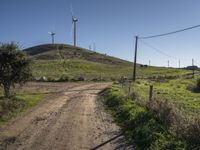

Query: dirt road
0;83;131;150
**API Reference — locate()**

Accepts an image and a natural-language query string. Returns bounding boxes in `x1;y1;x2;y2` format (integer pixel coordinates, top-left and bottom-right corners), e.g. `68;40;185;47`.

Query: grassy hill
24;44;190;81
24;44;132;66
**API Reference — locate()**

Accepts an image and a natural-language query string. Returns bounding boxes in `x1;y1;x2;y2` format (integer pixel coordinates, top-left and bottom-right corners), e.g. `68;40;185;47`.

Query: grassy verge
100;85;185;150
132;78;200;118
0;93;46;126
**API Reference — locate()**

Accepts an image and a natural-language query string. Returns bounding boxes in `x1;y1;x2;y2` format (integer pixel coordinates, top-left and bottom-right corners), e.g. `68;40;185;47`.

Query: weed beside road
100;85;185;149
0;93;46;126
101;82;200;149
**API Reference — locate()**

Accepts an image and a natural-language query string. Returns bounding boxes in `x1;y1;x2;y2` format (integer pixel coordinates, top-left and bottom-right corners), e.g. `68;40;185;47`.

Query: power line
139;39;179;60
140;24;200;39
140;41;200;68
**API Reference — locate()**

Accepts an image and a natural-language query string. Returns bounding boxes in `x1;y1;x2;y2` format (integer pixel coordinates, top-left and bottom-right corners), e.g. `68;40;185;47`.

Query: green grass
31;59;190;81
0;93;46;126
131;78;200;118
101;77;200;149
24;44;190;81
100;85;186;149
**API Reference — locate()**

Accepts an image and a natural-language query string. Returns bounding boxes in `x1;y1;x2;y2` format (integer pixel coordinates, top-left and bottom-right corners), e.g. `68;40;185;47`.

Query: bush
70;78;77;82
38;76;48;82
197;79;200;88
187;79;200;93
78;76;85;81
0;97;26;118
46;77;55;82
183;117;200;149
110;77;116;81
58;74;69;82
146;98;177;129
0;42;32;97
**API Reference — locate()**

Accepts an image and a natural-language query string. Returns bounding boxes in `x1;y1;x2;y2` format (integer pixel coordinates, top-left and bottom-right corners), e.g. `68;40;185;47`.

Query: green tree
0;42;32;97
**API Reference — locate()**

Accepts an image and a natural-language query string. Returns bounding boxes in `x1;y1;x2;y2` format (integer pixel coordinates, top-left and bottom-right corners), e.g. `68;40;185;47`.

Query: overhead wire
139;39;179;60
139;24;200;39
137;24;200;67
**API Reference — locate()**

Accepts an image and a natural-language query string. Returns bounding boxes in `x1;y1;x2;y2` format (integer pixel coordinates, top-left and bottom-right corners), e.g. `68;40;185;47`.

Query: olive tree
0;42;32;97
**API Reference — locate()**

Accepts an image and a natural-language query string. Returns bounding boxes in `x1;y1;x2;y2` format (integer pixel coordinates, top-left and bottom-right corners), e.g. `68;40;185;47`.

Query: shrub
0;42;32;97
146;98;177;128
46;77;55;82
197;79;200;88
183;117;200;149
92;78;99;82
0;97;26;118
70;78;77;82
58;74;69;82
78;76;85;81
110;77;116;81
38;76;48;82
187;79;200;93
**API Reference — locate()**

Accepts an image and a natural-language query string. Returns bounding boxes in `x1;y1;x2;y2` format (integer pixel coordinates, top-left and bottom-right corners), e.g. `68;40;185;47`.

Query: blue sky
1;0;200;67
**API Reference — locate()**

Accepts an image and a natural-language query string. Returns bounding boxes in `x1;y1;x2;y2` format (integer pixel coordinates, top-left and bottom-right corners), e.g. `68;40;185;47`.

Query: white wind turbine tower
48;31;56;44
71;5;78;47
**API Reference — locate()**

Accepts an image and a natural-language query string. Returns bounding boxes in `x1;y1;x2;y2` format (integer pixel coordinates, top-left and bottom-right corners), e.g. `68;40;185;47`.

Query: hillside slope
23;44;190;81
24;44;132;66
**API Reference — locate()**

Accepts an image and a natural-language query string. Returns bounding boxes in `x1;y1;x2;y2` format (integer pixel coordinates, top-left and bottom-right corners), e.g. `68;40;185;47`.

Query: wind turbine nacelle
48;32;55;35
72;17;78;22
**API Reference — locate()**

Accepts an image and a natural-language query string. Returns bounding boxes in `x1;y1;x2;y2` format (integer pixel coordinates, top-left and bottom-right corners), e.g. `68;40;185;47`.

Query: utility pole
133;36;138;81
93;43;96;51
192;58;194;78
192;58;194;66
89;45;92;50
168;60;169;68
179;60;180;68
149;60;151;66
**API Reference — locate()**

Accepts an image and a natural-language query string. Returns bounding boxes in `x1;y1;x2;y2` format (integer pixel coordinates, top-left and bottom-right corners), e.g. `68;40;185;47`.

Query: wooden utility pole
89;45;92;50
93;43;96;51
133;36;138;81
192;58;194;78
149;84;153;101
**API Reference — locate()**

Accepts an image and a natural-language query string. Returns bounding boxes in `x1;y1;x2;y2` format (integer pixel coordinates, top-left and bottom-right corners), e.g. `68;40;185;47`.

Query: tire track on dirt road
0;83;132;150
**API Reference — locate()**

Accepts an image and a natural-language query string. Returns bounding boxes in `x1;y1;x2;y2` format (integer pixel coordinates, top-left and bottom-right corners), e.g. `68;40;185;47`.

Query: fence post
128;81;131;96
149;84;153;101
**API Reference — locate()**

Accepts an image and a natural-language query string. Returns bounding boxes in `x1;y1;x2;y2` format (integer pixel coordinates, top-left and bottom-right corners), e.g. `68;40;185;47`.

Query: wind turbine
48;31;56;44
71;5;78;47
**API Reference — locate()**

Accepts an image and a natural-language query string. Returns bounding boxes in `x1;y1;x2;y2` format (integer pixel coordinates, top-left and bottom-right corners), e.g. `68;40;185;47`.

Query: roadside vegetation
1;42;199;148
100;77;200;149
0;93;46;126
0;42;45;126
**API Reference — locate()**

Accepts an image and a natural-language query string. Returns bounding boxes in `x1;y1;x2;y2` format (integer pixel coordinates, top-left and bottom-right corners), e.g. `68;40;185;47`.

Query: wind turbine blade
72;16;74;24
52;24;55;32
70;4;74;16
